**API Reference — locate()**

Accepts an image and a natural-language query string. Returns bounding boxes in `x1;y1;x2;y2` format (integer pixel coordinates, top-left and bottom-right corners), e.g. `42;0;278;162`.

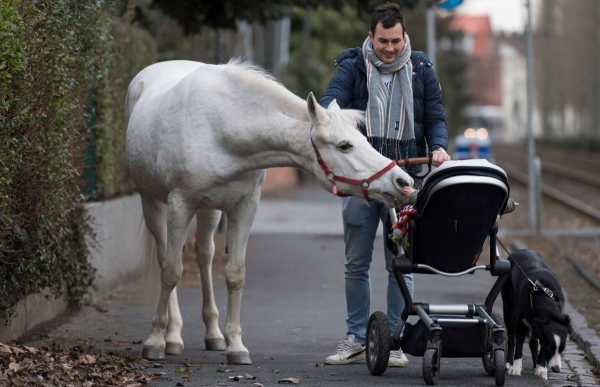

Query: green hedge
93;11;156;199
0;0;156;322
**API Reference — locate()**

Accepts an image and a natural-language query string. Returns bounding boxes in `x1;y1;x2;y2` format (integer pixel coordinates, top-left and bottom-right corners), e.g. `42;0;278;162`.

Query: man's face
368;22;406;64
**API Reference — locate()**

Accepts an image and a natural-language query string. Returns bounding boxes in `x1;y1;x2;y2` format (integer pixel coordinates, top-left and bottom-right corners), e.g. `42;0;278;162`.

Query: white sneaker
388;348;409;367
324;335;366;364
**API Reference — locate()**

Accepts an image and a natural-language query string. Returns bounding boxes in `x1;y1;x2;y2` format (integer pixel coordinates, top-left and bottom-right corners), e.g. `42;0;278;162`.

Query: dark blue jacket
320;47;448;158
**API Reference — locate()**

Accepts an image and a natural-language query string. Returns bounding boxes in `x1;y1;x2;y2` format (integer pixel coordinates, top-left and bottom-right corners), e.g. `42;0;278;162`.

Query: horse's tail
124;78;145;127
138;217;161;304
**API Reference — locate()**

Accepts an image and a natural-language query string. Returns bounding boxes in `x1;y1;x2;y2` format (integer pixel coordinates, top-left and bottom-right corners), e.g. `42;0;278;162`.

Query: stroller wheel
482;312;506;376
494;349;506;386
366;311;391;376
423;348;440;385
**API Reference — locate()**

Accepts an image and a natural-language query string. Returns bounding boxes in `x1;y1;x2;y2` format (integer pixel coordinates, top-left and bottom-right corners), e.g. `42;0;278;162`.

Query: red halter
310;125;397;202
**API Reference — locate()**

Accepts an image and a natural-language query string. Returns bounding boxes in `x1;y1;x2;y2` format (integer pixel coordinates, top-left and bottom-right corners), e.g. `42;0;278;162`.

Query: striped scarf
363;35;417;161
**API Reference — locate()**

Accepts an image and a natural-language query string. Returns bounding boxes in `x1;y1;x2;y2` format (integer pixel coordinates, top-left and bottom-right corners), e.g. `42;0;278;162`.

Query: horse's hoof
227;352;252;365
165;342;184;355
205;338;226;351
142;346;165;360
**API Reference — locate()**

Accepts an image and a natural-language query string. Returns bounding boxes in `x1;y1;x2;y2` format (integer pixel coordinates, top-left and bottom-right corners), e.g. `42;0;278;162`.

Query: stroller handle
396;157;431;167
396;157;432;181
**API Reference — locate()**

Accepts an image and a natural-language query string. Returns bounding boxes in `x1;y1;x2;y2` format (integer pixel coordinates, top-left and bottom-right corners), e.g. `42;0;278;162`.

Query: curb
512;239;600;385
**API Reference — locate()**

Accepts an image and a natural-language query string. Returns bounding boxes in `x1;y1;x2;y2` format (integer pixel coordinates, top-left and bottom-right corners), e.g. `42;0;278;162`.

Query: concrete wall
0;167;299;343
85;194;145;302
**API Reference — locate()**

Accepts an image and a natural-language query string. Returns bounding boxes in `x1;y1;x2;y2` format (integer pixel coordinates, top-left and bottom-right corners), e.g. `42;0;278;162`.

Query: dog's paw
507;359;523;376
535;365;548;380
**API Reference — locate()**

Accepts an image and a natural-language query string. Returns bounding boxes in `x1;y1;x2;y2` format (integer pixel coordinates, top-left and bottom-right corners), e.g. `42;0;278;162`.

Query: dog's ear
531;317;547;339
558;313;573;334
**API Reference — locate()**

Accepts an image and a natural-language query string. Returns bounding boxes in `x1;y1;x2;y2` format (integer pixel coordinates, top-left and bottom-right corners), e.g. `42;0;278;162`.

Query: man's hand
431;149;451;167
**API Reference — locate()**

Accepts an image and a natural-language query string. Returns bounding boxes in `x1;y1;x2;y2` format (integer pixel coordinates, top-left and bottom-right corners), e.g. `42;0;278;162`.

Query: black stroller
366;159;511;386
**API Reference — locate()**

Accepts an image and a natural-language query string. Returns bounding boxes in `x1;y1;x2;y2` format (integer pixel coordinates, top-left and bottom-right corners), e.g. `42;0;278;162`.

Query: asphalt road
18;182;591;387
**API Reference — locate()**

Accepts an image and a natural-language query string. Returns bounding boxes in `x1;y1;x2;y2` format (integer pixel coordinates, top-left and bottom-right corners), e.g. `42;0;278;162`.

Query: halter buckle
326;171;335;181
362;179;370;188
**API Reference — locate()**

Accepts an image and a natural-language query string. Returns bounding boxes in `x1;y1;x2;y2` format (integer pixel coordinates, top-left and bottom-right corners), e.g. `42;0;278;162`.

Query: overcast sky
453;0;529;34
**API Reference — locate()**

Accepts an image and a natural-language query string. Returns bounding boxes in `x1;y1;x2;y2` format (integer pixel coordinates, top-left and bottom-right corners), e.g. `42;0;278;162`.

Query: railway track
491;143;600;348
493;143;600;224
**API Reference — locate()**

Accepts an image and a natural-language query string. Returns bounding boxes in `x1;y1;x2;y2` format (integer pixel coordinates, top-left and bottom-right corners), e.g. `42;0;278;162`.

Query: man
320;2;450;367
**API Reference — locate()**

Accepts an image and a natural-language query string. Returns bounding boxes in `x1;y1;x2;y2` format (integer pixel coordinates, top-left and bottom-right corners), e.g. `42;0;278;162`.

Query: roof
449;15;492;36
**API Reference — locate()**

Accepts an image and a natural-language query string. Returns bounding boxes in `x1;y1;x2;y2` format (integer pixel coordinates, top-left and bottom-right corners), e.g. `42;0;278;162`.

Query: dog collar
529;279;555;309
532;279;554;299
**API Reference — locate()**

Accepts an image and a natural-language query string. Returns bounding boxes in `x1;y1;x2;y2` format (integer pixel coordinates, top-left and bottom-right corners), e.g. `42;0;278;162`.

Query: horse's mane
224;58;366;127
224;59;306;119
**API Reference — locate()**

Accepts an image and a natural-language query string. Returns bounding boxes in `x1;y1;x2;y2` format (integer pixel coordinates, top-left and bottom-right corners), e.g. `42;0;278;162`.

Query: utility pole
426;1;436;72
526;0;541;232
592;0;600;138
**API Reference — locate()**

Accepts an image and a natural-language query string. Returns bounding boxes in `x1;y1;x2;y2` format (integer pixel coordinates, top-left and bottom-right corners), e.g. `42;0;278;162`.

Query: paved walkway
255;183;600;387
16;182;599;387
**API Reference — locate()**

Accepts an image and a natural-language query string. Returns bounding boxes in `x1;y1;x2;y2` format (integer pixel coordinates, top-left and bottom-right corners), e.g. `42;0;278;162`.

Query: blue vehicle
453;105;504;162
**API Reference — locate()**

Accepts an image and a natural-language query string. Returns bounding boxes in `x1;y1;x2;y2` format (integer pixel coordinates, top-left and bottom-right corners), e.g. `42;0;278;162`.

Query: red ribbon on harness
393;205;417;235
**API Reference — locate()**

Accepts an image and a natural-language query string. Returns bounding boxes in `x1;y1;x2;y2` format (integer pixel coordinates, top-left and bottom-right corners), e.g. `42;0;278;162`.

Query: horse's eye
338;142;353;151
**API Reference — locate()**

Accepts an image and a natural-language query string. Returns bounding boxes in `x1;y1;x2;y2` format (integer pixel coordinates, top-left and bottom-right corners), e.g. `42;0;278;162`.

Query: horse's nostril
396;178;409;188
551;366;560;373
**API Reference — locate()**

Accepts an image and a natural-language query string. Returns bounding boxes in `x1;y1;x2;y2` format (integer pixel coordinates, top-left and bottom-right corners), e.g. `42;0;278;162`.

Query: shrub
0;0;155;322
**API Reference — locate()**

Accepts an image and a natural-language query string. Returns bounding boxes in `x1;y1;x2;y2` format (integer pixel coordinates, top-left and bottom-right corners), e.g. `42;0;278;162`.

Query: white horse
125;59;413;365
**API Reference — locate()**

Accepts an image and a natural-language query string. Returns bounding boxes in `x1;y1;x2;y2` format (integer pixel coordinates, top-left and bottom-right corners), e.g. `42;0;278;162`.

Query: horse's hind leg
195;210;226;350
141;193;192;360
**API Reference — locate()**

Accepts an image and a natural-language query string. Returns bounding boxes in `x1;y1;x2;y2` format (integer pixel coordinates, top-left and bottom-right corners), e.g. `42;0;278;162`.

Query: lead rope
496;237;556;308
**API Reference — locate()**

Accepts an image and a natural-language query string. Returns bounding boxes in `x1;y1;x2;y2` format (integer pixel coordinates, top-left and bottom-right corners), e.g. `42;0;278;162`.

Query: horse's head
306;92;413;208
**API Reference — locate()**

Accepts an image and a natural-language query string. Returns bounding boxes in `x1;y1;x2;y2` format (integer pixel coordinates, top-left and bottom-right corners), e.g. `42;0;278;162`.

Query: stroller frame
366;159;512;386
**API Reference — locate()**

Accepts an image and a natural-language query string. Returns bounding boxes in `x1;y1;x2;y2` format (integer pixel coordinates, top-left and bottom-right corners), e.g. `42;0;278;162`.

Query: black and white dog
501;249;572;380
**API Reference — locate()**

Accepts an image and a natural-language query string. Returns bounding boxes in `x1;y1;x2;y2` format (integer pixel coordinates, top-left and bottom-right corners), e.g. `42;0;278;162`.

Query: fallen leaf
315;363;324;367
21;345;38;354
252;383;264;387
95;305;108;313
245;373;256;380
228;375;244;381
217;361;231;373
218;383;228;386
278;377;300;384
0;343;161;386
80;354;96;364
175;366;188;373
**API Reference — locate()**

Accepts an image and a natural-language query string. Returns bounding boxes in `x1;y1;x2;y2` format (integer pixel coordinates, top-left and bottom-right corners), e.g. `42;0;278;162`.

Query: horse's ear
327;99;341;111
307;92;330;127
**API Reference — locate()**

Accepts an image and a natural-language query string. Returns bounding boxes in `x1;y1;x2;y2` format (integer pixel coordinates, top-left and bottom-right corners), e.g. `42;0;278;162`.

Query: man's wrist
429;146;446;156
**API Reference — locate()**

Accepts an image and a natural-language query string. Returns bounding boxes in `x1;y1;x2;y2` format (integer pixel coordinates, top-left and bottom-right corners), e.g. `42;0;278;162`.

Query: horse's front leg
143;191;193;360
223;190;261;365
195;210;226;350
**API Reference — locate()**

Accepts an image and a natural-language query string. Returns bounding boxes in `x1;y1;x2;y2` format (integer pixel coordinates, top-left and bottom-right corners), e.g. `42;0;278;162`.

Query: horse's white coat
125;60;413;364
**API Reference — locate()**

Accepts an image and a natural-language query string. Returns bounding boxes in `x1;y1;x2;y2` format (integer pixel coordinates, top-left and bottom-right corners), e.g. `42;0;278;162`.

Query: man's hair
370;2;406;36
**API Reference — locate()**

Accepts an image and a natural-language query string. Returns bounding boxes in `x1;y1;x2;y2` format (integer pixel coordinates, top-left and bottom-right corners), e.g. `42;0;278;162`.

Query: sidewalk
8;182;600;387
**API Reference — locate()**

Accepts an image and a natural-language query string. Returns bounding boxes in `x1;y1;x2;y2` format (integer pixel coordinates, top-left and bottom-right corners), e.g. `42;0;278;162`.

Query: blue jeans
342;196;414;345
